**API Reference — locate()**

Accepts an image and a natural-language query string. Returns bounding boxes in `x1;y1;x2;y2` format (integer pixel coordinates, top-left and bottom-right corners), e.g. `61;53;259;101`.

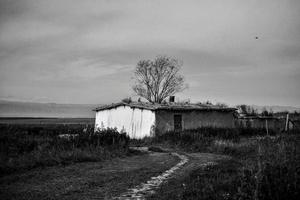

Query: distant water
1;100;299;118
0;117;95;124
0;100;101;118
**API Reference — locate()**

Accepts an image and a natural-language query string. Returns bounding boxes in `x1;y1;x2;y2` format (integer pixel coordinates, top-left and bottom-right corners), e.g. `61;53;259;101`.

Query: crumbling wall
236;117;286;132
155;110;235;134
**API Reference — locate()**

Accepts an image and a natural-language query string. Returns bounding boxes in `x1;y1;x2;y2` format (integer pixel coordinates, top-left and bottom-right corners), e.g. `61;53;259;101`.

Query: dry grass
149;133;300;200
0;125;129;176
0;152;179;200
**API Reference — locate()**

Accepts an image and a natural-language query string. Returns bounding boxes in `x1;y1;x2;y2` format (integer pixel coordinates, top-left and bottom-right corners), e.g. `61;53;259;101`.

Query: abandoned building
236;116;285;132
236;113;299;132
94;101;237;139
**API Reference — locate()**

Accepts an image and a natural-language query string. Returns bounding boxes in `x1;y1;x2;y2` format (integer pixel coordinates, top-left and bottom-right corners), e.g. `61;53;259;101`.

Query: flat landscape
1;0;299;199
0;121;299;200
0;151;179;200
0;117;95;125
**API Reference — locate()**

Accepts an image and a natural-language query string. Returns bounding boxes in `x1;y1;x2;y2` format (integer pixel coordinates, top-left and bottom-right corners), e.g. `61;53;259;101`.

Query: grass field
148;132;300;200
1;120;299;200
0;152;178;200
0;122;128;176
0;119;179;200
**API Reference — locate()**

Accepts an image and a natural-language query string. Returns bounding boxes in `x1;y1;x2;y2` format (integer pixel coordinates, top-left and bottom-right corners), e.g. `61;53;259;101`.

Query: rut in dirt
115;152;188;200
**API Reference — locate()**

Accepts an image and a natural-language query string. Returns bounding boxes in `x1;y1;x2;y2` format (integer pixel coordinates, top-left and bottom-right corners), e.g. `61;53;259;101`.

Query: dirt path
0;152;179;200
114;148;229;200
174;152;230;178
115;152;188;199
0;148;229;200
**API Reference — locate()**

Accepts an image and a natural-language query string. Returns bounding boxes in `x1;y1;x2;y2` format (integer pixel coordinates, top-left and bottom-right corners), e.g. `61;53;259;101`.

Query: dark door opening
174;114;182;131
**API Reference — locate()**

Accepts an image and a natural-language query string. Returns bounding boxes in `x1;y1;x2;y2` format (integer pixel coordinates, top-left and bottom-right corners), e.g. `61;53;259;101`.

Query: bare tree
133;56;186;103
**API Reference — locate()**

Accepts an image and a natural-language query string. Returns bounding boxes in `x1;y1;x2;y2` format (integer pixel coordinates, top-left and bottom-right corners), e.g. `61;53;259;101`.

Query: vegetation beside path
146;130;300;200
0;125;129;176
0;151;179;200
1;124;299;200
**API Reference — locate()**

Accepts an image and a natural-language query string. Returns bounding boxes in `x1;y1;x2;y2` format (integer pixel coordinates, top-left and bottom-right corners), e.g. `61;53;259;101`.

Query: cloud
0;0;299;105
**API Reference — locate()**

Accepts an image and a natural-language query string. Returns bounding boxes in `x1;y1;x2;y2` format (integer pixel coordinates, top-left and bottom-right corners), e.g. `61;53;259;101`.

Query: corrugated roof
93;102;237;112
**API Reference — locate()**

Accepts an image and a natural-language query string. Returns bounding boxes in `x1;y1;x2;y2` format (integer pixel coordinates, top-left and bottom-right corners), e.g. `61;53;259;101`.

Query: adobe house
94;100;237;139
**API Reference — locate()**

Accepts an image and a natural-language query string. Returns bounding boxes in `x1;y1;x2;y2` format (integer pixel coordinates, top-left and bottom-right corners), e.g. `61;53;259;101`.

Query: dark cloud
0;0;27;23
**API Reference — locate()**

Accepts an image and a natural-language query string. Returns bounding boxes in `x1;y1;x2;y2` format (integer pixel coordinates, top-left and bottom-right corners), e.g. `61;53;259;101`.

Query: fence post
265;119;269;136
285;113;289;132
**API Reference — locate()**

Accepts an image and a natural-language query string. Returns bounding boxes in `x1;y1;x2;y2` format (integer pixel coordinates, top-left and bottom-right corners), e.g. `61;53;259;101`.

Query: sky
0;0;299;106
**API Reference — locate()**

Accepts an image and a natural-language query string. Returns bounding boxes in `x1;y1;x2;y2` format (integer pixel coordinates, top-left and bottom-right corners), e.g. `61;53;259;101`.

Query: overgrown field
1;124;299;200
146;128;300;200
0;124;129;176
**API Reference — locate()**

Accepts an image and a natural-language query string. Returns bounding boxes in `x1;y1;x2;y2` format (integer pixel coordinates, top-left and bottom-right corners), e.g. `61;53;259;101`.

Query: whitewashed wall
95;106;156;139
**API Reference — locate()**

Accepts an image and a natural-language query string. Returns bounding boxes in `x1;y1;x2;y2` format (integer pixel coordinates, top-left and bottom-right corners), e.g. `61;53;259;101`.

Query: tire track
114;152;188;200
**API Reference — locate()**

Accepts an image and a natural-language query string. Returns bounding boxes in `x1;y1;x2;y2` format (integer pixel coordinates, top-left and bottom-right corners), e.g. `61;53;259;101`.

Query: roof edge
93;102;237;112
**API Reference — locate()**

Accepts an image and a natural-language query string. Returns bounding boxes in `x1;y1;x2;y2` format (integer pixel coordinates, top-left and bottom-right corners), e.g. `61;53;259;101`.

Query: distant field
0;117;95;124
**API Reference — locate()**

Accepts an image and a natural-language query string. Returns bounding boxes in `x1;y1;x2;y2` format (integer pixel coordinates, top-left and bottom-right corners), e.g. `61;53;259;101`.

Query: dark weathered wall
155;110;235;134
236;118;286;132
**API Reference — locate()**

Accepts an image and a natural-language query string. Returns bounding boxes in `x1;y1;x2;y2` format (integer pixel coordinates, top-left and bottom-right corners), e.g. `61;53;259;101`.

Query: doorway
174;114;182;131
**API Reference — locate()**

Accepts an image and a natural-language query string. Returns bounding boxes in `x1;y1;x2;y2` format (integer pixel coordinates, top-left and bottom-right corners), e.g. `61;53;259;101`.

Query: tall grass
132;127;278;152
0;125;129;176
209;135;300;200
149;129;300;200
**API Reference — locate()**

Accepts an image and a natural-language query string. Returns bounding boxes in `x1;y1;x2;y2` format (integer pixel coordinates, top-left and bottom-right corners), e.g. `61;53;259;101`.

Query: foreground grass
149;159;241;200
0;125;129;176
2;124;299;200
0;152;179;200
149;134;300;200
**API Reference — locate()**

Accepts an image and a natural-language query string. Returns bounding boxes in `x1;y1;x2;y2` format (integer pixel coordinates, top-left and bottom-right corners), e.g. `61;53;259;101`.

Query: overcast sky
0;0;299;106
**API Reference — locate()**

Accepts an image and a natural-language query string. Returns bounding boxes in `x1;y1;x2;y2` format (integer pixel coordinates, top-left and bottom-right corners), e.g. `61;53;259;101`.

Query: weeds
149;130;300;200
0;125;129;176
